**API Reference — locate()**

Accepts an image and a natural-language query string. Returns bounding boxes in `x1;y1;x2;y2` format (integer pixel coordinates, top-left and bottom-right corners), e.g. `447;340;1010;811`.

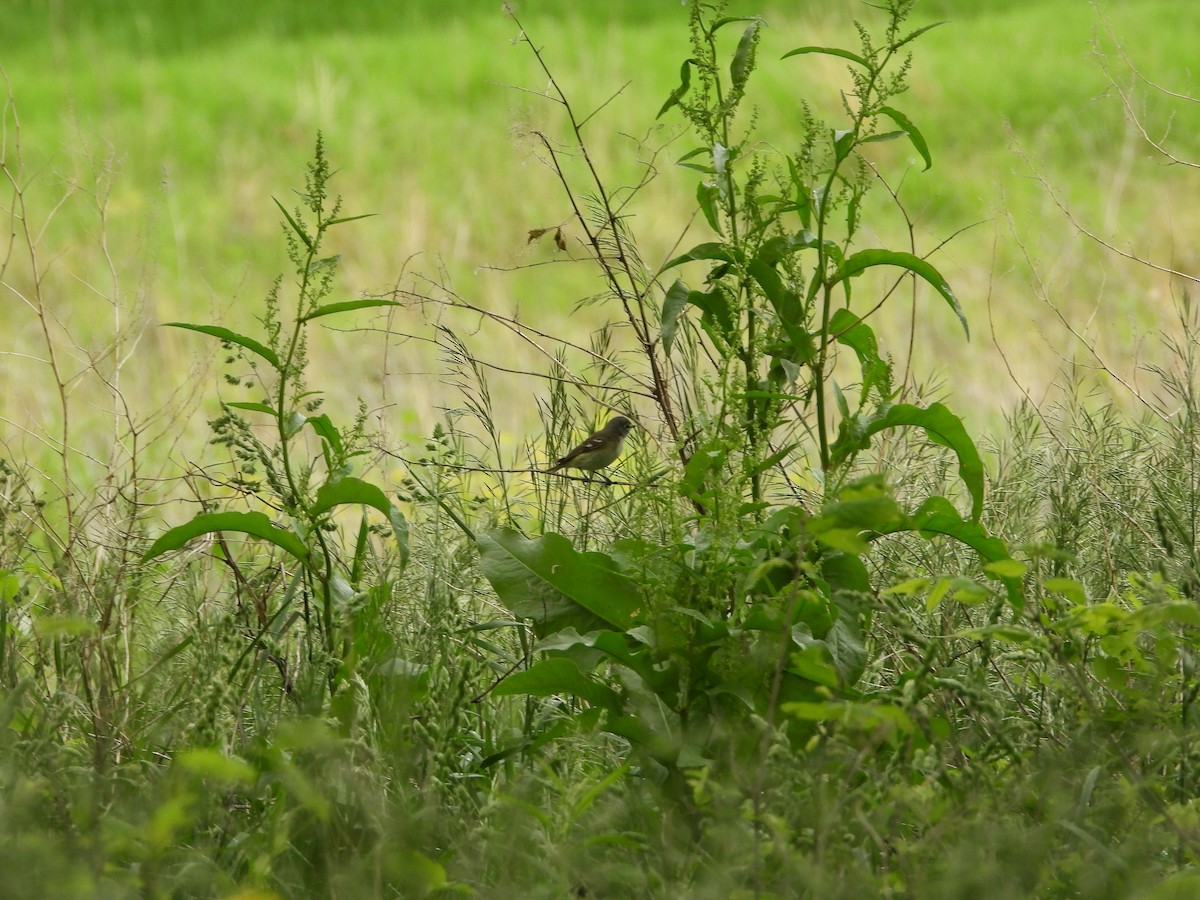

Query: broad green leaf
494;657;622;711
680;444;727;507
884;577;931;596
33;614;96;638
820;550;872;612
907;496;1008;561
747;259;812;361
305;413;344;456
822;614;868;686
536;628;673;694
789;644;840;688
958;624;1041;645
141;511;309;564
878;106;933;171
832;402;984;520
309;476;408;569
312;477;392;519
284;410;307;438
301;298;403;322
1129;600;1200;629
782;700;914;734
685;287;736;347
829;308;890;401
478;529;643;632
1044;577;1087;605
948;576;990;605
165;323;280;370
0;569;19;603
660;241;738;272
925;578;952;611
657;58;697;119
986;558;1029;579
829;249;968;338
756;230;823;264
176;749;257;785
714;141;730;179
730;20;760;91
833;128;855;162
696;181;722;235
905;496;1023;611
781;45;869;68
661;279;690;355
809;475;907;554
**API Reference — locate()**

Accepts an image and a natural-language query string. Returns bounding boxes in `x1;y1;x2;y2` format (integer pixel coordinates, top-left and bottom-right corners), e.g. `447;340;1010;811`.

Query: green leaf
685;287;736;347
985;558;1029;580
904;497;1023;611
165;323;280;370
730;20;760;91
832;402;984;520
829;309;890;401
311;477;392;519
224;402;279;416
809;475;907;554
537;628;673;695
710;15;763;33
272;197;314;251
660;241;738;272
747;259;813;363
326;212;377;226
884;577;931;596
141;511;309;564
878;106;933;171
388;505;410;572
859;131;906;145
33;614;97;638
305;254;341;276
478;529;644;633
781;45;869;68
661;279;690;356
833;128;855;162
304;414;343;458
301;298;403;323
657;58;697;119
176;749;257;785
894;20;946;50
782;700;914;734
696;181;723;235
494;657;622;711
680;443;727;506
789;644;840;688
829;249;968;338
308;475;408;569
1044;577;1087;606
958;624;1042;645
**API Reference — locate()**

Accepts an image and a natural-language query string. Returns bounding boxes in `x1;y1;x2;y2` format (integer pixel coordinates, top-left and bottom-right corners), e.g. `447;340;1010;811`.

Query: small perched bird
548;415;633;474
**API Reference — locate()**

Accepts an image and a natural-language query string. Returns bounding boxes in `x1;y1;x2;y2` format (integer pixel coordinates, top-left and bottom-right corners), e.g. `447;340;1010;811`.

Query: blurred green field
2;0;1198;478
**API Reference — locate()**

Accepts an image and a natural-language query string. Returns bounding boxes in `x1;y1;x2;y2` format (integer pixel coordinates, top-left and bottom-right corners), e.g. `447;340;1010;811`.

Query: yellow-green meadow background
3;0;1198;477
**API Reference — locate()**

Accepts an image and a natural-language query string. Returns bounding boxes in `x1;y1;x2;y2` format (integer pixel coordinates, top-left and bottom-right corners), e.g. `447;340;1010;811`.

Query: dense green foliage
4;1;1200;898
